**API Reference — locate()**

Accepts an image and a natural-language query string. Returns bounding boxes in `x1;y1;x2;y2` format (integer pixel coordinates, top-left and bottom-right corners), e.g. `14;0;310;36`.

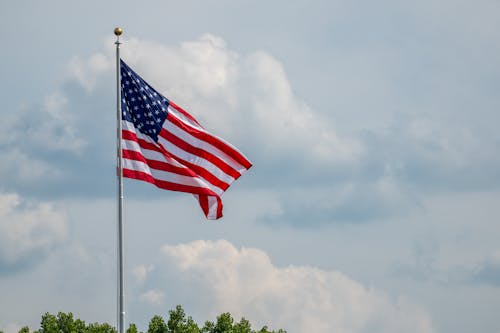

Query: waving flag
120;60;252;219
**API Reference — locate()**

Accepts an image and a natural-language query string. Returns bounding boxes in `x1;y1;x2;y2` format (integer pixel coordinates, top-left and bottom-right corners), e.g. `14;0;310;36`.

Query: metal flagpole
114;26;125;333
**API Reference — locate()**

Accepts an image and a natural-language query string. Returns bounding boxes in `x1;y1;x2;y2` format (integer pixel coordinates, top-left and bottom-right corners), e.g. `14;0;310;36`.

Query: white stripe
167;105;203;129
122;121;188;169
206;196;218;219
123;158;221;193
123;120;141;133
164;116;247;173
168;105;244;155
124;118;245;180
123;138;192;172
123;138;166;163
122;120;227;196
157;134;236;186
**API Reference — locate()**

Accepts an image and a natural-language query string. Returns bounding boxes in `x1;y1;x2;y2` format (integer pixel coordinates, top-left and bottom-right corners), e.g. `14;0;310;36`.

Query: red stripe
198;195;209;217
122;129;224;218
159;128;241;180
167;111;252;169
169;101;202;127
122;149;195;178
123;129;227;190
215;196;223;218
123;169;218;196
122;129;141;142
122;115;243;220
123;130;196;177
168;156;230;191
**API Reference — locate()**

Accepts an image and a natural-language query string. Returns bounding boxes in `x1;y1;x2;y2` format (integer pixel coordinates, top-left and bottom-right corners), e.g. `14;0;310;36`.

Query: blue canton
120;60;170;141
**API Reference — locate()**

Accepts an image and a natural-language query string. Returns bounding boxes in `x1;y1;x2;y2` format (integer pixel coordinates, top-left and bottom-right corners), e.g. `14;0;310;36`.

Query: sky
1;1;500;332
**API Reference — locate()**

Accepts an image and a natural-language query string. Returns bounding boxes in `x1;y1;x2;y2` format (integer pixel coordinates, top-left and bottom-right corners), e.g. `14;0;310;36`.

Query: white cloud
0;193;67;270
133;264;155;283
114;34;362;165
0;150;63;184
10;32;497;224
1;322;24;333
38;91;86;152
67;52;113;92
140;289;165;306
147;240;434;333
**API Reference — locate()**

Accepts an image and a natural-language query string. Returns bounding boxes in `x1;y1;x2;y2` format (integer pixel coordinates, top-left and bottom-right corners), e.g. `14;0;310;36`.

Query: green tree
25;307;285;333
167;305;199;333
232;318;252;333
148;315;167;333
200;321;214;333
255;327;286;333
56;312;86;333
213;313;233;333
37;313;59;333
126;323;139;333
86;322;116;333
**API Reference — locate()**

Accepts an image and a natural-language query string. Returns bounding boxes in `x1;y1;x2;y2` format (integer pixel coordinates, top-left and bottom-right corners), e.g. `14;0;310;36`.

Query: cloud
260;176;419;225
0;149;63;185
135;240;434;333
468;252;500;287
1;323;24;333
0;193;67;273
66;53;113;92
2;91;86;154
133;264;155;283
140;289;165;306
116;34;362;168
6;33;500;225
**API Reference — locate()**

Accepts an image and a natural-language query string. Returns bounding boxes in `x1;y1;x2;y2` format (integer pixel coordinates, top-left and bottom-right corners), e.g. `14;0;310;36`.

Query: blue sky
1;1;500;332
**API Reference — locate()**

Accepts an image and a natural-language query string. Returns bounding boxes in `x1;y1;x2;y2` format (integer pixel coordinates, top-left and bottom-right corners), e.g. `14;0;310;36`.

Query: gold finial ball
114;27;123;36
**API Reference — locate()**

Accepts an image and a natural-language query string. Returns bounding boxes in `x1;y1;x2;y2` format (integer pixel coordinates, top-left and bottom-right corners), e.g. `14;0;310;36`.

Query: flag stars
120;62;168;140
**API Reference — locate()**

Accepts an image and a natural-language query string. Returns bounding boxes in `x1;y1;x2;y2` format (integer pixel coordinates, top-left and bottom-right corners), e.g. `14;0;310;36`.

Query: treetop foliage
14;306;285;333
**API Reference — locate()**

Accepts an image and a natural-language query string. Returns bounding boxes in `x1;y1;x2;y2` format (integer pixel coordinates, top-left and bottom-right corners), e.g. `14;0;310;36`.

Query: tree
200;321;214;333
232;318;252;333
86;322;116;333
147;315;167;333
126;323;139;333
56;312;86;333
166;305;199;333
22;307;285;333
213;313;233;333
37;313;59;333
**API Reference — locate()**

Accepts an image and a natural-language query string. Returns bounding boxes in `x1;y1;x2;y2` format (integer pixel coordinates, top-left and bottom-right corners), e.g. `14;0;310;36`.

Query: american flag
120;60;252;219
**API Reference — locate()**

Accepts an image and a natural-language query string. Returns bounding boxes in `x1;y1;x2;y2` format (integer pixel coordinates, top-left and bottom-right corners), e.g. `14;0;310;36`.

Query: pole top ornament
114;27;123;36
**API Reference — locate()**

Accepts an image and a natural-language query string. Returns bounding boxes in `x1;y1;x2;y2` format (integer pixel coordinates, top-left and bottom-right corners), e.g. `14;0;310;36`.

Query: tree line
2;305;286;333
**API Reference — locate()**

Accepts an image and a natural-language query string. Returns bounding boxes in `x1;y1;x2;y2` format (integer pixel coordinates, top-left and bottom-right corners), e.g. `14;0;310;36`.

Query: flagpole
114;27;125;333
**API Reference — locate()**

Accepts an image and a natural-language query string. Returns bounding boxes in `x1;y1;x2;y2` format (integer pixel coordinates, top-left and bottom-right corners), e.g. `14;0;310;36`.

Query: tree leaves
18;306;285;333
